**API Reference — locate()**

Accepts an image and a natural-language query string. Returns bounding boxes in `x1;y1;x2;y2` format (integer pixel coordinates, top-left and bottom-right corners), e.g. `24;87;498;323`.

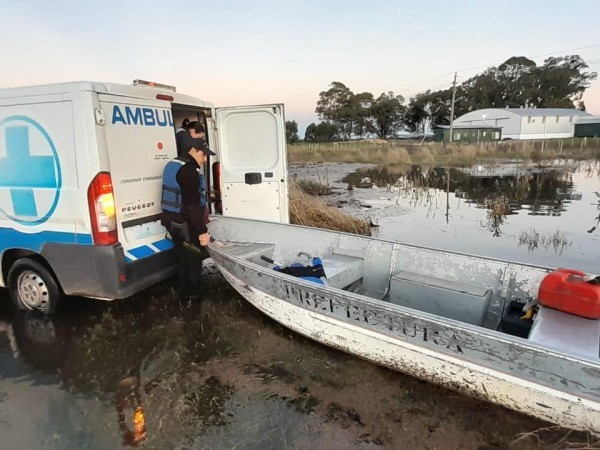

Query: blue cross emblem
0;116;62;226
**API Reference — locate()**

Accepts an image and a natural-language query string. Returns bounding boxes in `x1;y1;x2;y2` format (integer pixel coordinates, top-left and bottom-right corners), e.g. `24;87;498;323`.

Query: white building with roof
454;108;591;140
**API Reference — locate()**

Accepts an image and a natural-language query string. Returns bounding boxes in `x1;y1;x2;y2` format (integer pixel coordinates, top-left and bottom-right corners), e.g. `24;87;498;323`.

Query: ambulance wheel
7;259;61;314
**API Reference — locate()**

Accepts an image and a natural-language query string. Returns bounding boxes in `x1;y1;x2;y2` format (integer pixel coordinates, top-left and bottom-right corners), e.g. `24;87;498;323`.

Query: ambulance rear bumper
41;242;177;299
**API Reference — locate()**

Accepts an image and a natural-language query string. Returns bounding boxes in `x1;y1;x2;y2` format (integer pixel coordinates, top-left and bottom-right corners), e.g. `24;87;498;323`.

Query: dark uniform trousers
168;221;208;300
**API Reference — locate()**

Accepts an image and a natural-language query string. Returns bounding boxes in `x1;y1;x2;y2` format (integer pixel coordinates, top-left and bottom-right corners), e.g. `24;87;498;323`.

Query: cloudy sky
1;0;599;135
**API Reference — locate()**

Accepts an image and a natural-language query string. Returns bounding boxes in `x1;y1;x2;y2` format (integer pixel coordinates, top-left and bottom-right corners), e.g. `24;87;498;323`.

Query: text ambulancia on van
0;80;289;313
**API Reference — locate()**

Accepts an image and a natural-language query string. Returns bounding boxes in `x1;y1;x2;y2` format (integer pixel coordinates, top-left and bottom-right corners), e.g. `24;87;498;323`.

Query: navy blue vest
161;158;207;213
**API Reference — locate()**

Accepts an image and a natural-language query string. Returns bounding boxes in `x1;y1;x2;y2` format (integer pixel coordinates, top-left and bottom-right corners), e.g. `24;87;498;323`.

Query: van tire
7;259;61;314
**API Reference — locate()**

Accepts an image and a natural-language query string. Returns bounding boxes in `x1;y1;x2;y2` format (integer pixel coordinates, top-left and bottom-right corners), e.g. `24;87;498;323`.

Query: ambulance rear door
99;95;175;262
215;104;288;223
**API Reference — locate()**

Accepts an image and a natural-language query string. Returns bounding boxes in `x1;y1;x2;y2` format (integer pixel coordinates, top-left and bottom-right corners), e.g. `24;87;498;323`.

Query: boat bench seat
219;242;276;266
321;253;364;289
389;271;492;326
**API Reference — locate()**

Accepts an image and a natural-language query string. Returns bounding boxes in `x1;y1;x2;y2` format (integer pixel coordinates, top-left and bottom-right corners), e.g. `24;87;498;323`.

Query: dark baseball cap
181;135;215;156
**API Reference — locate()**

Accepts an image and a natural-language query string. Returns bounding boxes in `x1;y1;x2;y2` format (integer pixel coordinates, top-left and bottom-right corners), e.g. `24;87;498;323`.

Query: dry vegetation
288;138;600;165
295;179;332;195
288;181;371;235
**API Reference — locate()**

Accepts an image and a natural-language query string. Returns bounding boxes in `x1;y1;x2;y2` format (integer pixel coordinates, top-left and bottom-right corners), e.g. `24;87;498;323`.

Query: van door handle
245;173;262;185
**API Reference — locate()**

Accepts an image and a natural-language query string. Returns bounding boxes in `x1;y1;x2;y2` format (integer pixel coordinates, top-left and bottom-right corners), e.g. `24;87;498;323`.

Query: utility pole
448;72;458;143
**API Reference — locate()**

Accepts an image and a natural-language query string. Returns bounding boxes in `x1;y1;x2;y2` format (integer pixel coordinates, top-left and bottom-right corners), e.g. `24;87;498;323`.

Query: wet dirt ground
1;262;598;449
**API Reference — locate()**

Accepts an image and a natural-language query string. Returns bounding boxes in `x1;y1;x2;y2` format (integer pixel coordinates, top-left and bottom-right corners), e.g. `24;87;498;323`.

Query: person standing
176;120;206;155
175;118;190;154
161;135;215;300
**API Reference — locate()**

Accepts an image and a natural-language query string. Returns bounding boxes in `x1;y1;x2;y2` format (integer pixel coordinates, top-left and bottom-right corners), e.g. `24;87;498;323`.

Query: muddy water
1;160;599;449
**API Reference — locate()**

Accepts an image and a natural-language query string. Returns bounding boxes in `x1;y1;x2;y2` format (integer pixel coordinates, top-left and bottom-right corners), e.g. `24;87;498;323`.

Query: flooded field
1;159;600;449
291;159;600;273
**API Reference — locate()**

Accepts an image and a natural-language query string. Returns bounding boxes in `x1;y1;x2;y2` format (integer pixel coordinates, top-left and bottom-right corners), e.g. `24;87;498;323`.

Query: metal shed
454;108;590;140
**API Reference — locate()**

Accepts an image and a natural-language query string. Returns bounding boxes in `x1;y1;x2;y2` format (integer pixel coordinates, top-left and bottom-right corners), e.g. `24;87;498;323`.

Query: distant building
574;116;600;137
454;108;591;140
433;125;502;143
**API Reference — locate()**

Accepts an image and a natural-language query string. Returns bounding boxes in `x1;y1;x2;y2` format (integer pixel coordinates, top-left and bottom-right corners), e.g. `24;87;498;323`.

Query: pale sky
1;0;599;135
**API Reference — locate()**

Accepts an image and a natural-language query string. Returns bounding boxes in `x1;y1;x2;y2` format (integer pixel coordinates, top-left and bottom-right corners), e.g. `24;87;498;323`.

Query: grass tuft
288;181;371;236
295;179;332;196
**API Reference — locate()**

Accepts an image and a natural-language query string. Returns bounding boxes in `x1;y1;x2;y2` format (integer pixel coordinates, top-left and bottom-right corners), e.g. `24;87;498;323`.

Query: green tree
304;122;317;141
404;96;429;134
303;121;338;142
496;56;537;107
353;92;375;138
532;55;596;109
285;120;299;144
370;92;406;138
315;82;357;140
314;122;338;142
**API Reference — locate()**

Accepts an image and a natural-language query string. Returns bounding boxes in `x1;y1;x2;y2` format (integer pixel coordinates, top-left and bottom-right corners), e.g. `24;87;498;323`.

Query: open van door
215;105;288;223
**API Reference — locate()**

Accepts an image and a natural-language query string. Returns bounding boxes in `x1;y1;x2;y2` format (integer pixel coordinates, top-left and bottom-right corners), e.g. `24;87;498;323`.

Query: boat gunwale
208;214;557;272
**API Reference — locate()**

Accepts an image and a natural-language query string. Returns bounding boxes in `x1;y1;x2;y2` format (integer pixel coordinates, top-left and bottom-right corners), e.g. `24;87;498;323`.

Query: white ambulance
0;80;289;313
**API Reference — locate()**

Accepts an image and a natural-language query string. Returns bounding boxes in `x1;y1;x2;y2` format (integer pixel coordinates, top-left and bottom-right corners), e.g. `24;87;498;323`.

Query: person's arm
176;164;207;238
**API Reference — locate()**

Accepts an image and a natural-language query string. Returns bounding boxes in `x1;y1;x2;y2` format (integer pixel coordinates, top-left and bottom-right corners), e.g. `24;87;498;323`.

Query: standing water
293;159;600;273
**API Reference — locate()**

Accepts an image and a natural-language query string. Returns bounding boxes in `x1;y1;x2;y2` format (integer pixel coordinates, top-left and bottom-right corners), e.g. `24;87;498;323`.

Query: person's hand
199;233;210;247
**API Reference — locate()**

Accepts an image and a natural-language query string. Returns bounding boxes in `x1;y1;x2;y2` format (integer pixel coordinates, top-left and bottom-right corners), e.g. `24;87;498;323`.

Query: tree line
285;54;597;143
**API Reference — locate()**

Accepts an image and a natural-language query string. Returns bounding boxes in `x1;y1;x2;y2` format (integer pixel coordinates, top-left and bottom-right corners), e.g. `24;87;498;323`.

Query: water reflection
9;310;71;372
343;161;585;237
116;376;147;446
4;311;149;446
483;197;511;237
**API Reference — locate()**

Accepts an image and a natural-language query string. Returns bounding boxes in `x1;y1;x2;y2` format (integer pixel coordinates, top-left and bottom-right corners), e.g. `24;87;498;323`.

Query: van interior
171;107;218;213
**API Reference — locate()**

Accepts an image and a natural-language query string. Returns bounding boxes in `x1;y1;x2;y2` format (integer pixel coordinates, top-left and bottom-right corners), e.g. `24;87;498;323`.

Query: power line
400;71;456;92
427;81;455;91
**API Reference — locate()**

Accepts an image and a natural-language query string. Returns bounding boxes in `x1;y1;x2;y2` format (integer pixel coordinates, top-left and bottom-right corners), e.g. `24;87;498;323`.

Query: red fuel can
538;269;600;319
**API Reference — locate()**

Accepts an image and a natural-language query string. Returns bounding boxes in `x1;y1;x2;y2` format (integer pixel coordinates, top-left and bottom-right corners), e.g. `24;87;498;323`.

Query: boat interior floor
216;241;501;328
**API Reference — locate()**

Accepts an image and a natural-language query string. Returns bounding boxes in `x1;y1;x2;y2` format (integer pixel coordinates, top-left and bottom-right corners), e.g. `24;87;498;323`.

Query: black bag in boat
273;257;327;285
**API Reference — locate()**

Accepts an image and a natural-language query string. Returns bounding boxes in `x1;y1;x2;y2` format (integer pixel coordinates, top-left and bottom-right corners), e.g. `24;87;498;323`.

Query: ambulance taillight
88;172;118;245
